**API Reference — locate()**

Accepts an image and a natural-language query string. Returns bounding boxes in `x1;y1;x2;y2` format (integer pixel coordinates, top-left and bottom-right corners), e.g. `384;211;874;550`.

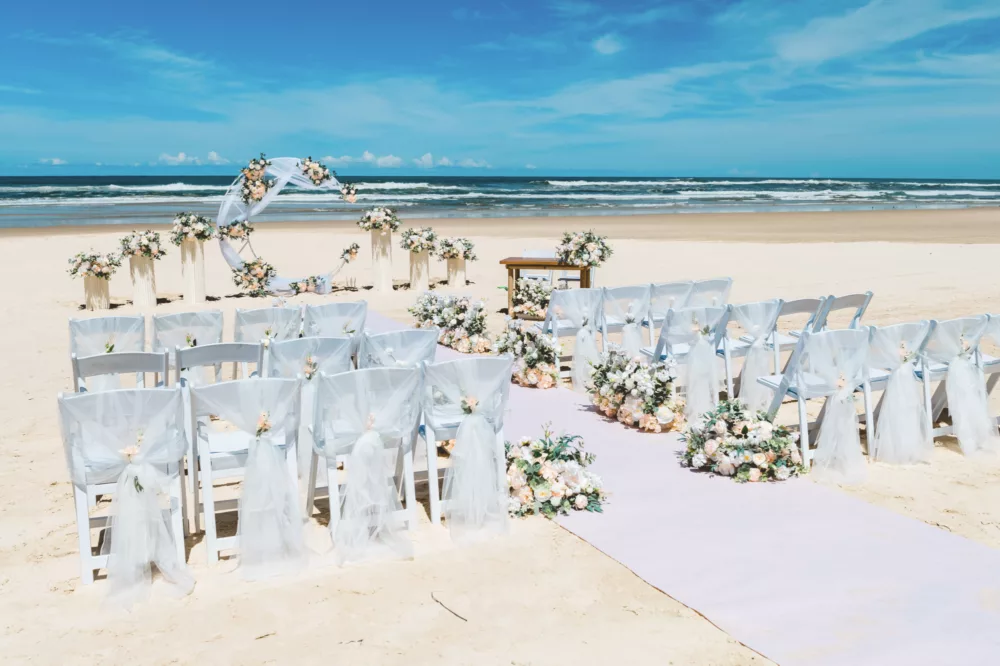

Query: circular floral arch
216;155;349;295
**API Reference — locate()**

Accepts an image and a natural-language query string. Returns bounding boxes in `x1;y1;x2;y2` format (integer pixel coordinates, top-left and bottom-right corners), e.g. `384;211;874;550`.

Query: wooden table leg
581;267;591;289
507;268;515;314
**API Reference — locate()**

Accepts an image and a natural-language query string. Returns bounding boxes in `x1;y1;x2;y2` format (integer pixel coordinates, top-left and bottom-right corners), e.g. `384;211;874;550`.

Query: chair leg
74;485;95;585
797;396;810;465
723;345;734;399
190;446;201;535
327;457;341;540
178;458;190;538
425;425;441;525
305;451;319;519
494;430;508;509
922;370;934;439
169;466;186;564
402;445;417;530
199;449;218;564
862;382;875;456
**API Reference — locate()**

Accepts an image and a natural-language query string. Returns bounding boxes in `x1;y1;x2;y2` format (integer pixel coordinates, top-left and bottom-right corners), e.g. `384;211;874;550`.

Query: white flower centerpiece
240;153;274;206
506;427;608;518
511;277;553;320
409;292;491;353
494;318;560;389
340;182;358;203
299;156;333;186
68;251;121;310
358;207;401;293
119;230;165;309
233;258;277;298
170;212;216;304
400;227;438;292
681;400;804;482
436;237;476;288
556;231;612;286
588;348;685;433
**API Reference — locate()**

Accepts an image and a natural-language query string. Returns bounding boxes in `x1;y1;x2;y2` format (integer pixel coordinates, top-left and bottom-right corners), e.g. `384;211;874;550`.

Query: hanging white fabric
151;310;224;387
234;306;302;344
660;307;726;423
70;316;146;392
731;300;780;413
358;329;439;369
302;301;368;354
602;286;650;358
546;289;601;393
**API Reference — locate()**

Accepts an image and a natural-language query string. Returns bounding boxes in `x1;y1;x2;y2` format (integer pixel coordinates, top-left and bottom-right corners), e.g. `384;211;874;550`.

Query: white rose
691;453;708;468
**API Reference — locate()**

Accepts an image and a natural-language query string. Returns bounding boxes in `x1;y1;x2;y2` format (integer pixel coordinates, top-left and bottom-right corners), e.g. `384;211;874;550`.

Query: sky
1;0;999;177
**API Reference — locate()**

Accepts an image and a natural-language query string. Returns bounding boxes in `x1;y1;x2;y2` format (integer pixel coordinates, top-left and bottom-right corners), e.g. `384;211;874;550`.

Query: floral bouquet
341;243;360;262
436;237;477;261
68;251;121;279
240;153;274;205
119;230;166;260
681;400;803;482
588;348;684;433
494;318;560;389
409;292;491;353
233;258;277;297
506;427;608;518
219;219;254;241
511;277;552;319
169;212;215;245
399;227;438;253
357;206;400;233
340;183;358;203
556;230;612;268
289;275;325;295
299;156;333;186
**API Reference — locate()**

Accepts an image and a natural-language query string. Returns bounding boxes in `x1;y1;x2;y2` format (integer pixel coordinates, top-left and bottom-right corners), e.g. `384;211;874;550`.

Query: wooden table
500;257;593;314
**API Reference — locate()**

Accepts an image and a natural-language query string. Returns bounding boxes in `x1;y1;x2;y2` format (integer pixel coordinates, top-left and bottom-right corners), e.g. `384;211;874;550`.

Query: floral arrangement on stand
493;318;560;389
340;183;358;203
68;251;121;279
588;348;685;433
240;153;274;205
506;427;608;518
219;219;254;241
169;213;216;245
299;156;333;186
681;400;803;482
399;227;438;253
233;258;277;297
436;237;477;261
511;277;552;319
556;230;613;268
341;242;360;262
357;206;401;233
119;230;166;260
408;292;491;353
289;275;324;295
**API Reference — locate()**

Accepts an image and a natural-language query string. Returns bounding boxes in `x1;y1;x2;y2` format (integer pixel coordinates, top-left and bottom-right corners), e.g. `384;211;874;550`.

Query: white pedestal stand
371;229;393;293
409;250;430;292
129;255;157;309
446;257;467;288
84;276;111;311
181;238;206;303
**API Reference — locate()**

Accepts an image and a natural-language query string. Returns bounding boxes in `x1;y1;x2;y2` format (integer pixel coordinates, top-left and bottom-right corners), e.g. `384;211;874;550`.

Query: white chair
307;367;422;564
69;316;146;391
520;249;556;284
58;388;191;603
421;356;513;542
189;378;305;574
537;287;603;392
71;350;170;393
302;301;368;356
234;306;299;376
358;329;439;369
152;310;224;382
600;285;652;356
687;278;733;307
745;297;828;373
647;280;694;330
978;314;1000;409
718;299;783;411
814;292;874;332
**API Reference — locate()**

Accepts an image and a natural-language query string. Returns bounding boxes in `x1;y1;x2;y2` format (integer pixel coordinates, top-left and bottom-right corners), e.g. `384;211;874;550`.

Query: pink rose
748;468;761;482
574;495;589;510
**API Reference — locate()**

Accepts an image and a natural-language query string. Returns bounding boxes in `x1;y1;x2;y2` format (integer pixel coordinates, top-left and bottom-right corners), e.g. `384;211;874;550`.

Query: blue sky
2;0;999;177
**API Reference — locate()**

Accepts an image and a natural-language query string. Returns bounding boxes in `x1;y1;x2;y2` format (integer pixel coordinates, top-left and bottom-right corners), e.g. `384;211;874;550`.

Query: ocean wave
106;182;229;192
351;181;468;191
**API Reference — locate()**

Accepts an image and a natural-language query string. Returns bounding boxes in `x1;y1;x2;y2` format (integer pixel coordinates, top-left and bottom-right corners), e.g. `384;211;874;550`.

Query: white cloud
525;164;537;169
39;157;66;165
413;152;435;168
206;150;229;164
459;158;491;168
376;154;402;167
361;150;377;163
437;156;453;166
158;151;200;165
592;33;624;55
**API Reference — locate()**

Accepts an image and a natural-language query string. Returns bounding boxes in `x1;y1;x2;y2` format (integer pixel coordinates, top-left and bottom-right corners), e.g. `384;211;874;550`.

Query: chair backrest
543;288;603;332
189;378;302;450
728;299;783;343
520;249;556;282
234;307;301;343
601;285;651;327
652;306;730;361
815;291;874;331
923;315;989;364
302;301;368;340
649;281;694;322
776;297;827;334
791;329;869;399
359;329;439;369
268;337;353;378
867;320;934;372
58;387;187;488
687;278;733;308
422;356;514;432
152;310;224;356
69;316;146;356
174;342;264;385
71;351;170;392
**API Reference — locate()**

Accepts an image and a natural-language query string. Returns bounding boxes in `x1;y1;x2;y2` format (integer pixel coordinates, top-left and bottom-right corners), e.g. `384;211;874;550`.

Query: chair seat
640;342;690;361
204;430;251;473
533;320;580;337
866;367;892;386
741;331;799;351
981;353;1000;372
757;372;855;398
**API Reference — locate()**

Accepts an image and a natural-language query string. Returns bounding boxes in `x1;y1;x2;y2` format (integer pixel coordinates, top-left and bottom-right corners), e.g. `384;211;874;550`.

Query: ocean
1;175;998;229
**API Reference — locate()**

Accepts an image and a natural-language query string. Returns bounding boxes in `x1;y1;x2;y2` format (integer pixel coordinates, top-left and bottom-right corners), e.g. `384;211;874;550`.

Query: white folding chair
233;306;300;376
69;315;146;391
744;297;828;373
647;280;694;331
358;329;439;369
813;292;874;332
520;249;556;284
536;287;603;391
979;314;1000;412
718;299;783;410
600;285;652;356
152;310;224;378
71;350;170;393
687;278;733;307
302;301;368;357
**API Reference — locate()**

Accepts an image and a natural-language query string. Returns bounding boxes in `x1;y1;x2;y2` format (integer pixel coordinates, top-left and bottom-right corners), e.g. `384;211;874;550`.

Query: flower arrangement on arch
340;183;358;203
494;318;560;389
588;348;685;433
219;219;254;241
357;206;400;233
233;258;277;297
299;156;333;186
557;230;612;268
169;213;215;245
240;153;274;205
68;251;121;280
506;427;608;518
511;277;553;319
681;400;804;482
436;237;477;261
409;292;491;353
119;230;166;260
399;227;438;254
289;275;325;295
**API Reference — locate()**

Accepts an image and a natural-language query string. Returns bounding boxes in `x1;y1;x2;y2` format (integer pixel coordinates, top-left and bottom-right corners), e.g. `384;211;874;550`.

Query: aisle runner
367;312;1000;665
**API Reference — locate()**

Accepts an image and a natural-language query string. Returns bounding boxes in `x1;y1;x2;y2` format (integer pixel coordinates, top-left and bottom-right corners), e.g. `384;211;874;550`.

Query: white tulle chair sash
661;307;726;422
71;317;146;391
548;290;601;393
868;323;933;463
359;329;439;369
731;301;780;413
235;307;301;344
603;287;650;358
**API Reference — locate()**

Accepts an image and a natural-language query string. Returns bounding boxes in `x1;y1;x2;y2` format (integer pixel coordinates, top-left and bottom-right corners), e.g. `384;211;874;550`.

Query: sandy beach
3;207;1000;664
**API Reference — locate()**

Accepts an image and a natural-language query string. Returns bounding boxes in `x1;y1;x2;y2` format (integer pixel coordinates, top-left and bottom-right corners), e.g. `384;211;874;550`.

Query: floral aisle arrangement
233;258;277;297
219;219;254;241
119;230;165;308
511;277;553;319
357;206;401;233
556;230;612;268
681;400;804;482
68;251;121;280
240;153;274;205
399;227;438;253
119;230;166;260
588;348;685;433
494;318;560;389
299;156;333;186
169;213;216;245
506;427;608;518
436;237;477;261
288;275;323;295
340;183;358;203
341;242;360;262
409;292;491;353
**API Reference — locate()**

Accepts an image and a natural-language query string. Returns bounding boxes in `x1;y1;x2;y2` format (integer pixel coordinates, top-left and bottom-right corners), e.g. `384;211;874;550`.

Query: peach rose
748;468;762;482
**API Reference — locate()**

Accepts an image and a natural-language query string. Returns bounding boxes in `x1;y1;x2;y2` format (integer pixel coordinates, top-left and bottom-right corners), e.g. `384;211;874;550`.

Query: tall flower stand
129;255;157;309
181;238;206;303
371;229;393;293
409;250;430;292
447;257;467;288
84;276;111;311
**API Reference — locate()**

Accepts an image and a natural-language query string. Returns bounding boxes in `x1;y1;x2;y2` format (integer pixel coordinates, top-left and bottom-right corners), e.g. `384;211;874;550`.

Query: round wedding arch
216;156;351;295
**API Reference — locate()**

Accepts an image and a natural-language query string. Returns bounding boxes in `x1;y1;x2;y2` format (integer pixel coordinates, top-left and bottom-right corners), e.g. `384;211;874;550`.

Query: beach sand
2;207;1000;664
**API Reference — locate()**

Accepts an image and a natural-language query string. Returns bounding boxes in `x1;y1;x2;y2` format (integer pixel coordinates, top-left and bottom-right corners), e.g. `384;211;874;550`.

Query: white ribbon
871;361;933;463
620;321;643;358
947;354;999;455
813;381;867;483
738;337;771;413
571;322;600;393
684;334;719;423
